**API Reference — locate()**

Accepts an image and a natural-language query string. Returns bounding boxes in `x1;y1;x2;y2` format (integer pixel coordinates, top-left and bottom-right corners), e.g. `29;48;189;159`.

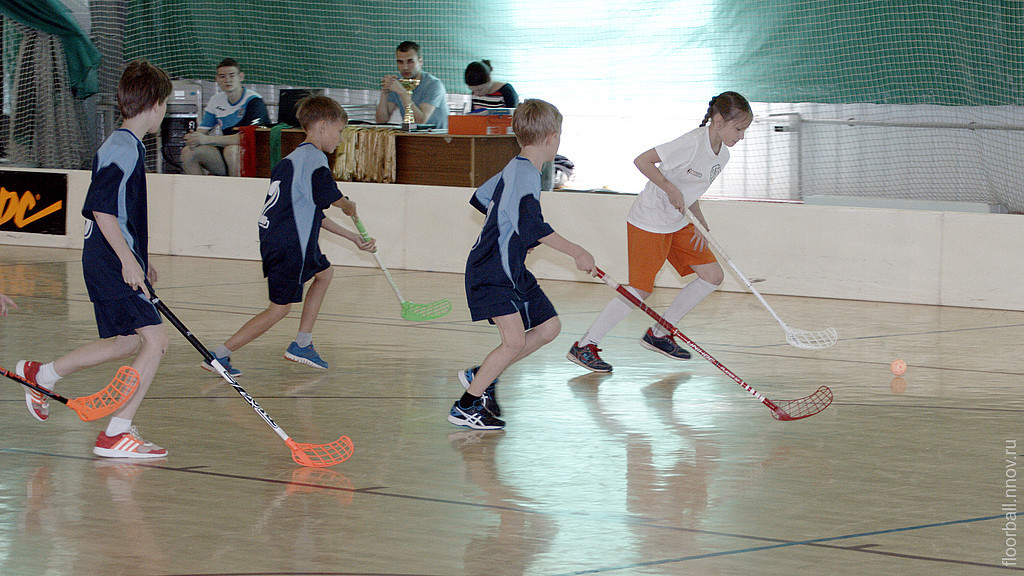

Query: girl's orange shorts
627;222;717;293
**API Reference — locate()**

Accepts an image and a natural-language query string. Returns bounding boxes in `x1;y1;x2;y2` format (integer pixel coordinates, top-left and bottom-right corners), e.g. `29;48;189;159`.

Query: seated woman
464;60;519;112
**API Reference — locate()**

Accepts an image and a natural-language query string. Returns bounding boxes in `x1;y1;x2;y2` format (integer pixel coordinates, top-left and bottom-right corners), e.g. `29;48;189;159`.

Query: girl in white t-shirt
568;92;752;372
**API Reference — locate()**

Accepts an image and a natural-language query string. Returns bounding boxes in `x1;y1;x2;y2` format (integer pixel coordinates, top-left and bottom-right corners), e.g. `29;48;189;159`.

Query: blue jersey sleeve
82;163;125;219
517;193;554;248
199;110;217;131
311;166;343;208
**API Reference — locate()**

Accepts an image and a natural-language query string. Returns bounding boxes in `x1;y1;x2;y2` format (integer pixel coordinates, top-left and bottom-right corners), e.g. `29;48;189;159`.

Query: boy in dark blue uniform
16;61;173;458
451;99;596;430
204;96;375;374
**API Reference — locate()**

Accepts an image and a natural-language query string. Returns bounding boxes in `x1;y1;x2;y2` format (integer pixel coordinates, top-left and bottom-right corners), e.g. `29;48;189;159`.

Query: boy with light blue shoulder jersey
451;98;597;430
203;95;376;376
16;60;173;459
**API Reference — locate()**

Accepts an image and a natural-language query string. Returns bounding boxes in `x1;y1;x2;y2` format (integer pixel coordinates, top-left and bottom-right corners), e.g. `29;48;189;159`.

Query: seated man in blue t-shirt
375;41;449;130
181;58;269;176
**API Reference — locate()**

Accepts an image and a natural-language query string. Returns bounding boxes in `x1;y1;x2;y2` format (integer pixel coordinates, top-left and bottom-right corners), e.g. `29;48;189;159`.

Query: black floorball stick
594;267;832;421
146;285;353;466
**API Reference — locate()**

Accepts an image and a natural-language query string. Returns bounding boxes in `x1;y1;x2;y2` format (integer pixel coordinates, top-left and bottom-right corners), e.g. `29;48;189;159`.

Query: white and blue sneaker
458;366;500;416
285;342;328;370
447;398;505;430
202;355;242;377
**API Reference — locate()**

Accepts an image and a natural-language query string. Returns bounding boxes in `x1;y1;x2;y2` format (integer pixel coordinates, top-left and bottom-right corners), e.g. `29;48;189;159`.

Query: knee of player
537;316;561;344
501;332;528;355
114;334;143;357
269;302;292;321
701;264;725;286
139;326;169;355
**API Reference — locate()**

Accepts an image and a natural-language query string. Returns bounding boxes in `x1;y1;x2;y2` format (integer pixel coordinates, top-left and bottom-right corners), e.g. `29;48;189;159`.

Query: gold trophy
398;77;420;131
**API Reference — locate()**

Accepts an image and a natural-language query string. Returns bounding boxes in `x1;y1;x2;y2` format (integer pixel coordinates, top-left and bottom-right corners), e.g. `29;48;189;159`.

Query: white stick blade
785;327;838;350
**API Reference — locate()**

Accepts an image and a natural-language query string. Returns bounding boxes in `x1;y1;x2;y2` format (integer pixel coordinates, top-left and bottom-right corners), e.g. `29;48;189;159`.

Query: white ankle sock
295;332;313;348
214;345;232;359
37;362;60;389
105;416;132;437
581;287;644;346
651;278;718;337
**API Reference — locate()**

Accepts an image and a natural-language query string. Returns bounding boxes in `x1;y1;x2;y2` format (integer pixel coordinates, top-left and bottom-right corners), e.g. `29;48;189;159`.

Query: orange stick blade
286;436;355;467
65;366;140;422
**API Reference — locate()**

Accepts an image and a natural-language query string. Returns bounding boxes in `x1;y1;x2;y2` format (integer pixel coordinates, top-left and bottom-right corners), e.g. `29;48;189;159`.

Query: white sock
37;362;60;390
651;278;718;337
295;332;313;348
581;287;643;346
105;416;132;437
214;345;232;359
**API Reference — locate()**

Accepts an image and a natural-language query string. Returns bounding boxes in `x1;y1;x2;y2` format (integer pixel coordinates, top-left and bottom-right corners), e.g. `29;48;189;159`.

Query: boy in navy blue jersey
450;99;596;430
16;60;173;458
204;95;375;374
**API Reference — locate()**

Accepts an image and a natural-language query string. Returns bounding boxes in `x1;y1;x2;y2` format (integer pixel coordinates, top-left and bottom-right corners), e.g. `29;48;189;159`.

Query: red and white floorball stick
594;267;832;421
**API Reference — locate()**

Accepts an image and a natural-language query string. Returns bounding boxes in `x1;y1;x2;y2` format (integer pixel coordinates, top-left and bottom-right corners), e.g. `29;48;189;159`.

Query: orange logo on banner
0;187;63;228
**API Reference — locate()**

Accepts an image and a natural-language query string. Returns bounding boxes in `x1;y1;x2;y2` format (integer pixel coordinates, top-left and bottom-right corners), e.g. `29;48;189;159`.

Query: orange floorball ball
890;359;907;376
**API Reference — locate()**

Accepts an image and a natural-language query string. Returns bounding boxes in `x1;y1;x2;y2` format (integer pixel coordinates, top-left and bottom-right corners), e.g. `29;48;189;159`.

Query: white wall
3;170;1023;310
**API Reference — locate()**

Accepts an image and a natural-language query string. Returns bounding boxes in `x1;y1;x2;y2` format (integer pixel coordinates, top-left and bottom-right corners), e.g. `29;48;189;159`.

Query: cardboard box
448;114;514;136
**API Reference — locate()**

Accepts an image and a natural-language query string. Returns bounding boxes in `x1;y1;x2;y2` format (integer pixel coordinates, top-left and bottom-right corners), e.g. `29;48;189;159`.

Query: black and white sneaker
447;399;505;430
458;366;501;416
640;328;691;360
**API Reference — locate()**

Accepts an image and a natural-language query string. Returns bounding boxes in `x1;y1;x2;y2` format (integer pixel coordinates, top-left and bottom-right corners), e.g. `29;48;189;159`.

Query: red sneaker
17;360;48;422
93;427;168;459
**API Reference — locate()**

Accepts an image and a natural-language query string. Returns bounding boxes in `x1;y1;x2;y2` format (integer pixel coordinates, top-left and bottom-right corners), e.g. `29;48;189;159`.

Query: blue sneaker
202;355;242;377
447;399;505;430
285;342;328;369
640;328;691;360
567;342;613;373
458;366;500;416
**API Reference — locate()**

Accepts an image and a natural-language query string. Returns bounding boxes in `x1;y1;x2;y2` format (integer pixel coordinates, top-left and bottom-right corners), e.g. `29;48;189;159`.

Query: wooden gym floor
0;246;1021;575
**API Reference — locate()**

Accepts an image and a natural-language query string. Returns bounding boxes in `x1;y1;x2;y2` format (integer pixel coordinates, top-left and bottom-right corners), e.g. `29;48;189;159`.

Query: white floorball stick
684;209;837;350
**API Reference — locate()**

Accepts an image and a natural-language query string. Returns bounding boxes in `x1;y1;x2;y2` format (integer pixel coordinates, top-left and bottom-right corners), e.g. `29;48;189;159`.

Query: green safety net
0;0;101;97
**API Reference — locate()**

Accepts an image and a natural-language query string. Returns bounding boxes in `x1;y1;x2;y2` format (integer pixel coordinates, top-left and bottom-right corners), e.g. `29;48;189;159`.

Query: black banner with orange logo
0;171;67;235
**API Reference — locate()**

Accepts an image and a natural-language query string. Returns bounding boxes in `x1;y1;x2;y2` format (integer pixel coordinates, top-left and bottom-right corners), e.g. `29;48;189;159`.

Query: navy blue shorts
469;286;557;329
265;250;332;305
93;293;161;339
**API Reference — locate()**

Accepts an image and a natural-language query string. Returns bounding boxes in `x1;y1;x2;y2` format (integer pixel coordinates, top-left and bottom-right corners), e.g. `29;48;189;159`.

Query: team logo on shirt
259;181;281;229
687;168;702;178
709;164;722;184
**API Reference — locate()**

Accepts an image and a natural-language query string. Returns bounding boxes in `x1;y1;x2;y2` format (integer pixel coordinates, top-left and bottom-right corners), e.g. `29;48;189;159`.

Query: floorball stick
683;209;837;350
1;364;140;422
146;287;353;467
595;267;832;421
351;215;451;321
